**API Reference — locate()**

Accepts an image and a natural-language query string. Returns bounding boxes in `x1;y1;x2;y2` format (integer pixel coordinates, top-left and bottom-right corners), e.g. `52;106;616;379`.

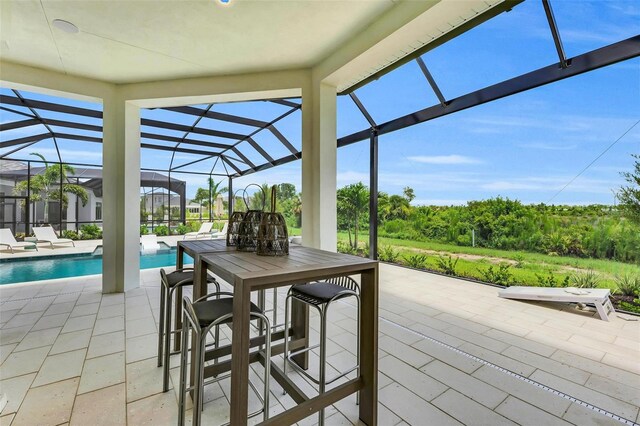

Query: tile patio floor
0;263;639;425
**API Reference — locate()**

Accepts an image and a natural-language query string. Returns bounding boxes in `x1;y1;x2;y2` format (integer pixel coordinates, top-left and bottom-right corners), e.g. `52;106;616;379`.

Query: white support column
301;81;337;251
102;92;141;293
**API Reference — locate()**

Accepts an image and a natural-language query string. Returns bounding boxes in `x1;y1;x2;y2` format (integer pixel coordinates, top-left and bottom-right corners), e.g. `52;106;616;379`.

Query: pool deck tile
0;263;638;425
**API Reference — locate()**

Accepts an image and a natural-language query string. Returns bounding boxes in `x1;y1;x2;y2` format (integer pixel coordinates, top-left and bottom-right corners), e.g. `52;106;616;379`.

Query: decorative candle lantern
257;185;289;256
236;184;266;252
226;189;246;247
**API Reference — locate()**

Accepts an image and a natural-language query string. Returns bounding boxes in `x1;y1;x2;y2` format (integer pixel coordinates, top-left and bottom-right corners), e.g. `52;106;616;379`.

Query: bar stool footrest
284;349;359;386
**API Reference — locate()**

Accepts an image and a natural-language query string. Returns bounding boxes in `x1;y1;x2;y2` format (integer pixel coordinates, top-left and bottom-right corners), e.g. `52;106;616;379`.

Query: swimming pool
0;246;193;285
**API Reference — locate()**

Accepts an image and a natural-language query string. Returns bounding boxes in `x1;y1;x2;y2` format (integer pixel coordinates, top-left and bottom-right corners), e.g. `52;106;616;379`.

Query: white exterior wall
76;192;103;226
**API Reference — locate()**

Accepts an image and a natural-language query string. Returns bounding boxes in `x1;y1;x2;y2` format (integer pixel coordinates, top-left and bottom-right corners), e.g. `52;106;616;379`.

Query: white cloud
337;169;483;192
481;176;623;195
467;114;639;139
519;142;578;151
406;155;482;165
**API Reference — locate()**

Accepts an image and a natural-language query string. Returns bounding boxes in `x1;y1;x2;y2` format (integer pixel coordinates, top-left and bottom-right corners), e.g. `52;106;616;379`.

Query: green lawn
336;231;640;291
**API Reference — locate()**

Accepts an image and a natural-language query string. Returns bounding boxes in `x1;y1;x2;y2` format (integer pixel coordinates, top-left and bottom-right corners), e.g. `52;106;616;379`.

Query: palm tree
403;186;415;203
14;153;88;224
247;183;270;211
207;178;228;218
337;182;369;250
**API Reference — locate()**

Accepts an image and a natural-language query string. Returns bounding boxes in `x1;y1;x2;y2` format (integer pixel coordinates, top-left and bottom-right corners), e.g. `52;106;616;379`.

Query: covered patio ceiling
0;0;513;90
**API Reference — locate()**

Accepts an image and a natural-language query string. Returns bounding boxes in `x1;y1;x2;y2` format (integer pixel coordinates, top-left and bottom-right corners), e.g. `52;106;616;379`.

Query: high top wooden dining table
191;245;379;426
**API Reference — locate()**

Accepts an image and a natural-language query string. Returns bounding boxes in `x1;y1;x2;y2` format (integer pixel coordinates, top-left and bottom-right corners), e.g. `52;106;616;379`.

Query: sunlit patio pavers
0;263;638;425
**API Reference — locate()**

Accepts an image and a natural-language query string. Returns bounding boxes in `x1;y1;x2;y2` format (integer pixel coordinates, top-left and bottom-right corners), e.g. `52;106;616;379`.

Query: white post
101;92;141;293
301;81;337;251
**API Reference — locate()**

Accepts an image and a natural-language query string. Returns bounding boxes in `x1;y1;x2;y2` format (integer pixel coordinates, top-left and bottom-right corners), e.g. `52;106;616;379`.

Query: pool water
0;247;193;285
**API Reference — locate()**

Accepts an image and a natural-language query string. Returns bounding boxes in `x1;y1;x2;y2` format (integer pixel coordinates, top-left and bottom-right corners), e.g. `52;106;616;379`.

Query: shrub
614;274;640;296
337;241;356;255
513;254;525;268
378;245;400;263
456;234;472;247
140;225;149;236
61;230;79;240
383;219;406;234
175;224;193;235
435;255;459;275
570;270;601;288
481;263;513;286
154;225;169;236
361;242;370;258
619;299;640;314
404;254;428;269
187;221;201;231
80;224;102;240
535;270;569;288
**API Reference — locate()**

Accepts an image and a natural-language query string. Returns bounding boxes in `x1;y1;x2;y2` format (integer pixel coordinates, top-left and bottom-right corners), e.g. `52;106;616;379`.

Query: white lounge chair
32;226;75;249
183;222;213;240
0;228;38;253
141;234;160;251
499;286;614;321
211;222;228;239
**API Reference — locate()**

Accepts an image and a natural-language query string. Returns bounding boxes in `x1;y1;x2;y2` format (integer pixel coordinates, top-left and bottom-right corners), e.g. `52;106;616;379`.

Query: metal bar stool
258;288;283;331
157;267;220;392
178;292;272;426
282;276;361;426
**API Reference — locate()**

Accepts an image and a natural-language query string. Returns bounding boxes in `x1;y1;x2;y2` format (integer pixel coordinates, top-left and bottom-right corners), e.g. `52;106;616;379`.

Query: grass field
334;231;640;291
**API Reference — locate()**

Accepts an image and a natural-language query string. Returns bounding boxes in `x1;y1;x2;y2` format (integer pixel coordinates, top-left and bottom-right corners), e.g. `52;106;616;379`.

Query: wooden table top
198;246;377;288
177;239;231;255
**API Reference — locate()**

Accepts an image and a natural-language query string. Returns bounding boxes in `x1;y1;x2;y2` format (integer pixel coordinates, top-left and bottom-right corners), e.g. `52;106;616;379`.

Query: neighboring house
0;160;186;233
186;202;203;215
184;195;225;219
140;192;183;221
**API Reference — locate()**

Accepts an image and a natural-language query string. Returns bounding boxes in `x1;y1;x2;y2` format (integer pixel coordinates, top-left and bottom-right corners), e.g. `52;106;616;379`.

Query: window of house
95;202;102;221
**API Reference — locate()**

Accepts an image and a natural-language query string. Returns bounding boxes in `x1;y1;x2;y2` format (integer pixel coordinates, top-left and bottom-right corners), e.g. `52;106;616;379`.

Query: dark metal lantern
236;184;266;252
257;186;289;256
226;189;246;247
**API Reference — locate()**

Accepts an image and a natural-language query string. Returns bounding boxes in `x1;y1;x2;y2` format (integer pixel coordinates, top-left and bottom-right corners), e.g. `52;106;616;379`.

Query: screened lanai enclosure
0;161;187;234
1;0;638;256
0;89;303;235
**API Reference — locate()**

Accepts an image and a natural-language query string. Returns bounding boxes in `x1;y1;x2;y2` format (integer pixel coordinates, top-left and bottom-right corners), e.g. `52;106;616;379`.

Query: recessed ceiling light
52;19;79;34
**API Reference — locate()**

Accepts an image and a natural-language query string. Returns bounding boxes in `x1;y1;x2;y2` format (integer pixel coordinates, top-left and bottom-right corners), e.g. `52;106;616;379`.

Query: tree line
336;155;640;263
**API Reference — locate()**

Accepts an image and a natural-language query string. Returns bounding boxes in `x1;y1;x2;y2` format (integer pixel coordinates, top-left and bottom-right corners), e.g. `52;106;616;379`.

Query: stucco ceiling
0;0;396;83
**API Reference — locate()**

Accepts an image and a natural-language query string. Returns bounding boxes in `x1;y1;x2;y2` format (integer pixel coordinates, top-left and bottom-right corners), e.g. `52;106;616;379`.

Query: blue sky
1;0;638;206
